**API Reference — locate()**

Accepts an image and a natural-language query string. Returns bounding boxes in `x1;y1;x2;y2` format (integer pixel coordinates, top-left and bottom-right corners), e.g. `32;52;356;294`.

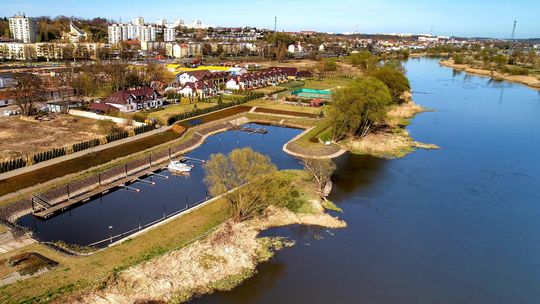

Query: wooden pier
33;165;168;219
232;126;268;134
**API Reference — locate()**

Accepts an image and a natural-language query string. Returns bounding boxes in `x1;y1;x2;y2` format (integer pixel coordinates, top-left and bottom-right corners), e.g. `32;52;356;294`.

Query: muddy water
191;58;540;304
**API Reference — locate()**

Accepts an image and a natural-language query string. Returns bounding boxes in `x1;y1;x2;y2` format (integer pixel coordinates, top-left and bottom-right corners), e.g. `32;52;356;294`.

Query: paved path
0;126;170;181
0;236;36;254
282;126;348;159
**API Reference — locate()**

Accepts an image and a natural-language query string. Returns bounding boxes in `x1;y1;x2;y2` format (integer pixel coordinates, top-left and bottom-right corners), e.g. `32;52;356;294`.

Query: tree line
330;53;410;141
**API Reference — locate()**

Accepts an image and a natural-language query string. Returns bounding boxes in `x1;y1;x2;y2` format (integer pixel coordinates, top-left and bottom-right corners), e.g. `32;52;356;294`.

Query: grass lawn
302;78;353;90
0;199;230;303
148;102;217;125
246;99;321;115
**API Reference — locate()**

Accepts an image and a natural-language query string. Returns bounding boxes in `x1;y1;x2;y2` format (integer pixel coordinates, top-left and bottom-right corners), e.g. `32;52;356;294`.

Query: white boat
167;160;193;173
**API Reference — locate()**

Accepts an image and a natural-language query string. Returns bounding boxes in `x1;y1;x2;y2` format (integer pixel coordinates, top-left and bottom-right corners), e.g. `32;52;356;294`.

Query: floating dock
232;126;268;134
33;165;168;219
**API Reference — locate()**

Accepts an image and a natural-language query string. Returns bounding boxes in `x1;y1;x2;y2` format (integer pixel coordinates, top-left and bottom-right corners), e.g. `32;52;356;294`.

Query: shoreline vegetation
440;59;540;89
341;94;439;159
72;199;345;303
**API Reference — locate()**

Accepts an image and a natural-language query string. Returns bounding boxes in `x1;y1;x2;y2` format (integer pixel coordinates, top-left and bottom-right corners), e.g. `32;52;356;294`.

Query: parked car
3;110;21;116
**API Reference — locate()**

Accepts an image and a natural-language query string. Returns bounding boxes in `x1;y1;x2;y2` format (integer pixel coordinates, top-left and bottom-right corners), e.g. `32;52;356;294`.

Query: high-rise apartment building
8;14;38;43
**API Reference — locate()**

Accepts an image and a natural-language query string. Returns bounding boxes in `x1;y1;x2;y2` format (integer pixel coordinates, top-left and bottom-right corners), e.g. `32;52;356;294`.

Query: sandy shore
65;203;345;304
440;59;540;89
341;96;438;159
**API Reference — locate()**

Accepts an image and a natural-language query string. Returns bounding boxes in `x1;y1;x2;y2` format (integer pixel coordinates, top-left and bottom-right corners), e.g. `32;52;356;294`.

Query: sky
1;0;538;38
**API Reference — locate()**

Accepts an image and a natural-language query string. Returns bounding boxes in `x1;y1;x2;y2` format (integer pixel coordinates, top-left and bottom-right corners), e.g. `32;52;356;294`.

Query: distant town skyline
0;0;538;39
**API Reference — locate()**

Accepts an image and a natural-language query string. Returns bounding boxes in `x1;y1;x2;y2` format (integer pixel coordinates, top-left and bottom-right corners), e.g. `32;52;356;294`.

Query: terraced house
226;69;288;91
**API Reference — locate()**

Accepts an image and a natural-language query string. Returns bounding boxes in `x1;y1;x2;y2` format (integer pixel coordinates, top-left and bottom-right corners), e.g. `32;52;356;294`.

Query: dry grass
72;200;345;303
342;100;439;159
0;199;230;303
440;59;540;89
0;114;110;161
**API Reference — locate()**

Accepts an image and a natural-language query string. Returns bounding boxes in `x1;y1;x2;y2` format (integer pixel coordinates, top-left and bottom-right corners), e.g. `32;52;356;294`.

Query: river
191;58;540;303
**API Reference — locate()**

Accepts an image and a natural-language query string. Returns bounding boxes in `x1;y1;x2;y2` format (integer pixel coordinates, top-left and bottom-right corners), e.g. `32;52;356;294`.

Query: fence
68;109;146;126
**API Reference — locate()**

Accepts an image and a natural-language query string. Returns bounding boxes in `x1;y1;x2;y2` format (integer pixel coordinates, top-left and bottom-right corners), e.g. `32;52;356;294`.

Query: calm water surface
191;58;540;303
17;124;302;246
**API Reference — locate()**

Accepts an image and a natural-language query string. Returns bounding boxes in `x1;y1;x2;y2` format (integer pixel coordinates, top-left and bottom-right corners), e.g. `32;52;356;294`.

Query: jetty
232;126;268;134
33;165;168;219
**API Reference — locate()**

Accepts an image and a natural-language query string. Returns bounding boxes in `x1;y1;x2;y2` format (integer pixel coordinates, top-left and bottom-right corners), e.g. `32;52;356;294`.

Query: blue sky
1;0;538;38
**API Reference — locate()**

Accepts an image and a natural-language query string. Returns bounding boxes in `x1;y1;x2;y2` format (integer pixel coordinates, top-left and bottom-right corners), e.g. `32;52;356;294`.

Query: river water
191;58;540;303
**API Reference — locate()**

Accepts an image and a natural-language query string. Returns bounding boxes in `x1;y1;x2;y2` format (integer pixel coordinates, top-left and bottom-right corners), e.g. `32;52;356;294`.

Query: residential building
132;17;145;26
8;14;38;43
108;19;157;44
164;27;176;42
91;86;163;113
226;69;287;91
108;24;125;44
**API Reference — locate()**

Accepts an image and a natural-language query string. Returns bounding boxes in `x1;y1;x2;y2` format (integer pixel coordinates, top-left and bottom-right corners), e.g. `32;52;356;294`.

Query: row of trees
0;158;26;174
329;60;410;141
33;148;67;164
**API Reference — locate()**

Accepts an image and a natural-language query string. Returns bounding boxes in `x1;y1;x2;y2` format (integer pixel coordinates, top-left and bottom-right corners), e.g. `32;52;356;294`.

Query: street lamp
109;225;113;243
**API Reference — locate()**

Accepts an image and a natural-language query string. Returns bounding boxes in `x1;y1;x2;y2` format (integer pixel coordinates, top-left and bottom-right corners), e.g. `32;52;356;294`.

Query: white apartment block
108;22;157;44
108;24;124;44
164;27;176;42
138;25;157;42
0;42;101;60
132;17;145;26
8;15;39;43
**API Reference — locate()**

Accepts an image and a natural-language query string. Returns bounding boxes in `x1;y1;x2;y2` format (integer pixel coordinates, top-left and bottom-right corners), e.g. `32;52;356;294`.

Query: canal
191;58;540;303
17;124;303;247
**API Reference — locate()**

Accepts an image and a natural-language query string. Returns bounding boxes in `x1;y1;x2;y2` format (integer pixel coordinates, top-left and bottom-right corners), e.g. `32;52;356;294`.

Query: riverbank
70;203;344;304
341;96;439;159
440;59;540;89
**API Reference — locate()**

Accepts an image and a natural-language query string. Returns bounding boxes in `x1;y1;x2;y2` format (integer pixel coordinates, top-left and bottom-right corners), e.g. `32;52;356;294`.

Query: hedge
0;158;27;173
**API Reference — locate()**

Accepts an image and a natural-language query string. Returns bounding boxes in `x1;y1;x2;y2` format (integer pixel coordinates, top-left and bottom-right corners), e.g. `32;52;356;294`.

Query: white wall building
164;27;176;42
108;24;124;44
9;15;38;43
108;21;157;44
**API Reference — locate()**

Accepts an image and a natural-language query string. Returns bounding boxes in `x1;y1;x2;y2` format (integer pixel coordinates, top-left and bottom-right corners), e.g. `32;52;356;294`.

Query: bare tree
13;73;45;116
301;157;336;198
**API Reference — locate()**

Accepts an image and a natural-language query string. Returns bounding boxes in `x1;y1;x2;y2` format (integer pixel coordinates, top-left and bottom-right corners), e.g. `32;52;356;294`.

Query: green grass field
148;102;218;125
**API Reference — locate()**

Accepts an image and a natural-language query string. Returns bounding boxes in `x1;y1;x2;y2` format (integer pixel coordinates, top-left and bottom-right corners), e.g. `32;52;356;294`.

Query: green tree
349;51;378;71
368;64;410;104
204;148;295;222
329;77;392;140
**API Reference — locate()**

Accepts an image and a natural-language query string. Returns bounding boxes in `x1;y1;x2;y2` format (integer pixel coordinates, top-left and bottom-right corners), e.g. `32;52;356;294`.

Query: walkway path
282;126;348;159
0;235;35;254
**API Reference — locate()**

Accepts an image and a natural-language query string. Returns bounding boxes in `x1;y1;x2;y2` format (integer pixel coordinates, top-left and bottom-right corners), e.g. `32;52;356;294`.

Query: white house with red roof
90;86;162;113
